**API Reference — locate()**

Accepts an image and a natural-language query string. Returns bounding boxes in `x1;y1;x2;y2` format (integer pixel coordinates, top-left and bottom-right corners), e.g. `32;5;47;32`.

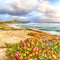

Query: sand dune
0;30;60;60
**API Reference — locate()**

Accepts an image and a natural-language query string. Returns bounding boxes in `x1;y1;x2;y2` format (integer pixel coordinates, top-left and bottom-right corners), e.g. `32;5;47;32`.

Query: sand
0;30;32;47
0;30;31;60
0;29;60;60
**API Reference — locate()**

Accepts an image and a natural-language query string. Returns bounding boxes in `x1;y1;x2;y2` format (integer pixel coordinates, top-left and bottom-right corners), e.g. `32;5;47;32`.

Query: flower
23;46;27;49
19;56;23;60
22;42;26;46
15;52;19;57
33;46;39;52
15;56;24;60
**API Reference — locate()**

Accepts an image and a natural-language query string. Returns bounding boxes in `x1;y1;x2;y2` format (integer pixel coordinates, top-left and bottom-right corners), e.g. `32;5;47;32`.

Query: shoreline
9;23;60;36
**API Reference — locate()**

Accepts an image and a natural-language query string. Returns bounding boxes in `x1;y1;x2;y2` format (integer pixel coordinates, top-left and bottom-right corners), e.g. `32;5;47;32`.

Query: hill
0;20;29;24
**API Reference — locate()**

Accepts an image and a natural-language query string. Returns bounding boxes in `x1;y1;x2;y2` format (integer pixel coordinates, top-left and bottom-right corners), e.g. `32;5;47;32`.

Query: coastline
9;23;60;36
0;22;60;60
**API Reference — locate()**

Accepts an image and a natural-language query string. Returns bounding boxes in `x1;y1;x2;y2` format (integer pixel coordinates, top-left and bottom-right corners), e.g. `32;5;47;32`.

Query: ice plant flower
15;56;24;60
15;51;19;57
23;46;27;49
29;38;33;43
22;42;26;46
33;46;39;52
19;56;23;60
6;34;60;60
22;42;27;49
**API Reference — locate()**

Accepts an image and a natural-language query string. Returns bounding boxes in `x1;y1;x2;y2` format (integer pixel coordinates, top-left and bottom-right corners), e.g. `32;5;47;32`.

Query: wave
10;23;60;35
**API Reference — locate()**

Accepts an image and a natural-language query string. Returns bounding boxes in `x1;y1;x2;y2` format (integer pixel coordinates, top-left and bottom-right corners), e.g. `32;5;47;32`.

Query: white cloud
6;0;38;10
38;0;60;22
0;0;60;22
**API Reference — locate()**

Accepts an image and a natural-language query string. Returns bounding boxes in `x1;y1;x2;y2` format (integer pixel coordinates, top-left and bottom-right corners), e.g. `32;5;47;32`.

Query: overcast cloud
0;0;60;22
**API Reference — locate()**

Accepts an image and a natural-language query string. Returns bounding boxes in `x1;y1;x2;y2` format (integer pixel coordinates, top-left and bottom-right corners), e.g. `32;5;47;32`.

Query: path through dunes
0;30;31;47
0;48;6;60
0;30;32;60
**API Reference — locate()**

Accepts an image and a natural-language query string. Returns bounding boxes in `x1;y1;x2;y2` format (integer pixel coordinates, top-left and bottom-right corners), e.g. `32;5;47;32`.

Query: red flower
15;56;24;60
19;56;23;60
22;42;26;46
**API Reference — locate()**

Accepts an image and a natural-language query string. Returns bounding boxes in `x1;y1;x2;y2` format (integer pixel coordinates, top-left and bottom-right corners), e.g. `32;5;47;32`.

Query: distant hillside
0;20;29;24
0;20;29;30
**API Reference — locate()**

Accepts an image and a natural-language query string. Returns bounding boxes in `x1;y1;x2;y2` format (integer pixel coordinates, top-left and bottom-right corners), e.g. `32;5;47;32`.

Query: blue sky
0;0;60;22
50;0;58;4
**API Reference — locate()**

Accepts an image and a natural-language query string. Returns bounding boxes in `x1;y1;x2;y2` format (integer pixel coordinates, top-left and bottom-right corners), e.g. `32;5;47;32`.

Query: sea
10;23;60;35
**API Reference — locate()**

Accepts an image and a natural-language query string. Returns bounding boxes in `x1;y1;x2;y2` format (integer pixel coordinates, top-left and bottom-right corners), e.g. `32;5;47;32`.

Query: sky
0;0;60;22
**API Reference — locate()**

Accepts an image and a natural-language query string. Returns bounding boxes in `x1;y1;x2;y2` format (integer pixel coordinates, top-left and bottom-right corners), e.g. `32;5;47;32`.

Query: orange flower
15;56;24;60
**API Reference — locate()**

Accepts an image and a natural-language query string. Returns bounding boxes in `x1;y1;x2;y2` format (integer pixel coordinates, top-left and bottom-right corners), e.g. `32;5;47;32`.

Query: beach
10;23;60;35
0;22;60;60
0;29;31;60
0;29;60;60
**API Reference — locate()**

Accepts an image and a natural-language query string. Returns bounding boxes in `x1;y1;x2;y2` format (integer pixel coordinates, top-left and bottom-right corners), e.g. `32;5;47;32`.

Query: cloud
38;0;60;22
0;0;38;16
0;11;45;22
9;7;14;12
0;0;60;22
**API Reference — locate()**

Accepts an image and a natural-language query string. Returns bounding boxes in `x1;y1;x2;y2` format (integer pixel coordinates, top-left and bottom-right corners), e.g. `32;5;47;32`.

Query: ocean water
10;23;60;35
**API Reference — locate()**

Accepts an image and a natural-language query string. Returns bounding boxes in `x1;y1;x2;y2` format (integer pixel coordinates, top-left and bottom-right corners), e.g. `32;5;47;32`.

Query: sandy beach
0;30;31;60
0;30;32;47
0;29;60;60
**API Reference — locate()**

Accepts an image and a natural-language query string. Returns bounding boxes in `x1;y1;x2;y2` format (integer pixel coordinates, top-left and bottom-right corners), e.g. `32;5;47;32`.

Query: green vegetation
5;20;28;24
5;32;60;60
0;20;28;30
